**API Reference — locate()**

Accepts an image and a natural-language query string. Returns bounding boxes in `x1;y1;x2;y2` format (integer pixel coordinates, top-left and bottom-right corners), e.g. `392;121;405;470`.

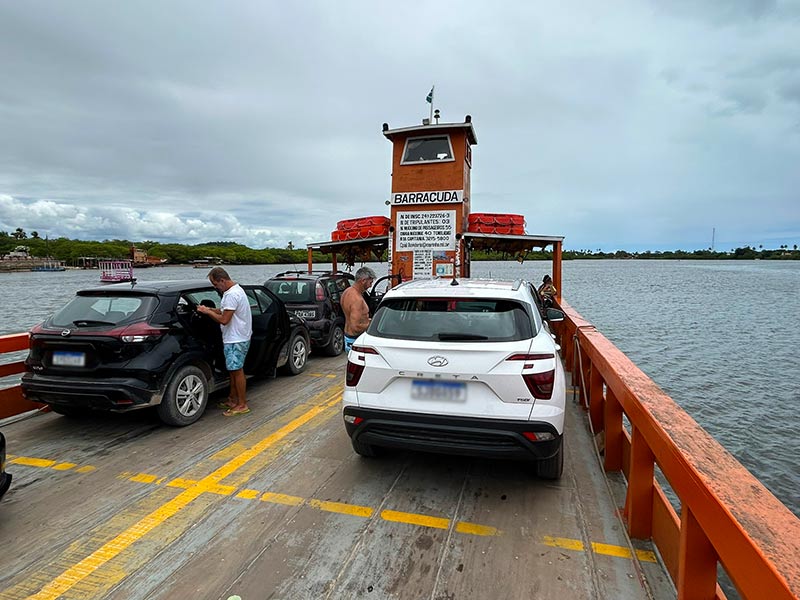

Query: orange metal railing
0;332;45;419
554;301;800;600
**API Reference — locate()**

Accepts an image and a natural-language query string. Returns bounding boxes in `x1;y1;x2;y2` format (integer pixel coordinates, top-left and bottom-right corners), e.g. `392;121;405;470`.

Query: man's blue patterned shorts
223;340;250;371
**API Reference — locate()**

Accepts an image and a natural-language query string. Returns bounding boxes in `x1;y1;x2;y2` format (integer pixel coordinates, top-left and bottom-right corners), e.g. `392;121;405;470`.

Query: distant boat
31;259;66;272
99;259;136;283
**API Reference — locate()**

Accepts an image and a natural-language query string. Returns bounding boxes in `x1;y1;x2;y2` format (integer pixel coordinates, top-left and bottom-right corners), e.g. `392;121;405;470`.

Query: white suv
342;278;567;479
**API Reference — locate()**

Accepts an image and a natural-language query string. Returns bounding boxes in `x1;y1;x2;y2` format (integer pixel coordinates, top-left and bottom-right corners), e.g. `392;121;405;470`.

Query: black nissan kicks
264;271;353;356
21;280;310;426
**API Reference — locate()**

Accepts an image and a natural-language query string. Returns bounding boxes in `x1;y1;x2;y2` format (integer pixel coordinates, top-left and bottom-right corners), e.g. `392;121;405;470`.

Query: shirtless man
341;266;376;352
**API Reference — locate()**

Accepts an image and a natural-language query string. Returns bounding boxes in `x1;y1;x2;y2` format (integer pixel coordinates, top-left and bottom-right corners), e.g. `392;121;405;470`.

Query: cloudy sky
1;1;798;252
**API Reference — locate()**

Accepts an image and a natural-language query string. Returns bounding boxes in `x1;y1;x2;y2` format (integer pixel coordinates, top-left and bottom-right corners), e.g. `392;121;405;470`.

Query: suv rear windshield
264;279;315;303
50;294;158;327
369;298;533;342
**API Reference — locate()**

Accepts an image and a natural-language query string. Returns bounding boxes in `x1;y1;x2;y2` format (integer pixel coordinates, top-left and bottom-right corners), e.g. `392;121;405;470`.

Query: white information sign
435;262;454;277
397;210;456;251
391;190;463;205
413;250;433;279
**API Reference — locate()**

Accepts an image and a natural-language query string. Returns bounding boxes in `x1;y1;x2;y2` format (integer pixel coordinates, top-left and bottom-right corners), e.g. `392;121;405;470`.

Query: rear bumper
21;374;158;411
343;407;561;461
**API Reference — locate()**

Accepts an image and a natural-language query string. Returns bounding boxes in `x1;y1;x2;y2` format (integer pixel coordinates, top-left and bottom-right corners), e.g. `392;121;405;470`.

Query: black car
21;280;310;426
0;432;10;500
264;271;353;356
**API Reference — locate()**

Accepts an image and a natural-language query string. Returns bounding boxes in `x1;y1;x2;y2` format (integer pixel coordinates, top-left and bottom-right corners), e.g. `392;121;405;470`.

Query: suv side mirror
546;308;565;322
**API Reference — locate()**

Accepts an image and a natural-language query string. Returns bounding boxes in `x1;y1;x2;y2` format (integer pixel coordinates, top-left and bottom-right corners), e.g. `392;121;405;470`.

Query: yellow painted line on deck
308;373;338;378
381;509;450;530
26;390;343;600
261;491;305;506
455;521;499;536
235;489;261;500
544;536;657;563
308;499;373;518
8;455;95;473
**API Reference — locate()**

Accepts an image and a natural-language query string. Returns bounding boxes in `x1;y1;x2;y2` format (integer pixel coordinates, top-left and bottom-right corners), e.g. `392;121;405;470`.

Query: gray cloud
1;0;798;252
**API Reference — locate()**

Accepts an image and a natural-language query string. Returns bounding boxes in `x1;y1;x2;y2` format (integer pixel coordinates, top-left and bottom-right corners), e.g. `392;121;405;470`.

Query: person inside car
341;266;376;352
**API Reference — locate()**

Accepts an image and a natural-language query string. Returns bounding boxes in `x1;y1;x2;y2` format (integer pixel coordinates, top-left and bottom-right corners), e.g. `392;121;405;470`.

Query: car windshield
50;294;158;327
369;298;533;342
265;279;315;303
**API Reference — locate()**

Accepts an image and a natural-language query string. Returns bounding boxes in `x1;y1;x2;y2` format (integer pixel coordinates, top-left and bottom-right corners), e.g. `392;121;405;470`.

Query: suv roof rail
512;279;523;291
273;270;355;279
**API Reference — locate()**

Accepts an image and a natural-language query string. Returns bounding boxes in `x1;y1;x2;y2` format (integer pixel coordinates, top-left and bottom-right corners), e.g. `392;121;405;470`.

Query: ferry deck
1;354;671;600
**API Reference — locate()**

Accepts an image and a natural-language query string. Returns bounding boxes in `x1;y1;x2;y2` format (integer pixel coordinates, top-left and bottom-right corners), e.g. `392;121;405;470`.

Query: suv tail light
346;346;379;387
346;360;365;387
112;322;168;343
522;369;555;399
315;282;326;301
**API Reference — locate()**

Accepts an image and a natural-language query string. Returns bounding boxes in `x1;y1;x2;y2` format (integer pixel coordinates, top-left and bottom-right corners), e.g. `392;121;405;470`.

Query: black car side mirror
546;308;565;322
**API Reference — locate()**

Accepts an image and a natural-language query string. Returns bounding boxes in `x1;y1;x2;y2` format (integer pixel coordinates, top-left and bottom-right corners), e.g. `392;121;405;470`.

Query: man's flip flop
223;407;251;417
217;401;236;409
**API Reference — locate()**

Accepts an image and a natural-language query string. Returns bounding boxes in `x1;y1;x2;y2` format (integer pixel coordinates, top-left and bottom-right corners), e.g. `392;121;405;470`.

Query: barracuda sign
391;190;463;205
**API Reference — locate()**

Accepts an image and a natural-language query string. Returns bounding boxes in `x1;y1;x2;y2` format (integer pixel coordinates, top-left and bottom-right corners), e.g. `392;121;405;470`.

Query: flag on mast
426;86;434;103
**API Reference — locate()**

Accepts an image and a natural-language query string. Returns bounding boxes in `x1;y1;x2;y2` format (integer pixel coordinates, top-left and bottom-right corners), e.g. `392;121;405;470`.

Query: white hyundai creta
342;278;567;479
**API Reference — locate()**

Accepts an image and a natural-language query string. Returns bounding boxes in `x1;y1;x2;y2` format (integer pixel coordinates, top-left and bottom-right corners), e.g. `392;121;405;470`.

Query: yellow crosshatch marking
22;388;343;600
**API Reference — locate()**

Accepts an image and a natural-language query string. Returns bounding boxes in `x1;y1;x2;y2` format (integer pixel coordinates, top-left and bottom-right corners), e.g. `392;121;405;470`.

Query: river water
1;260;798;518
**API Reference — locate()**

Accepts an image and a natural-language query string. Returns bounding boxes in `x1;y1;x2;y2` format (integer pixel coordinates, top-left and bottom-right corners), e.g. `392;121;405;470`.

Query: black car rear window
369;298;533;342
50;294;158;327
265;279;315;303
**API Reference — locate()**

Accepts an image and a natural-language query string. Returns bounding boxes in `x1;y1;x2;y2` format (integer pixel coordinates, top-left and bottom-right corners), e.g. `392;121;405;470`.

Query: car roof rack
273;270;355;279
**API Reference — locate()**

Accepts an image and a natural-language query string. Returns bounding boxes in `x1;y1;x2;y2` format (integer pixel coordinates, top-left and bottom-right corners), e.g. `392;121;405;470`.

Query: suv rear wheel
158;365;208;426
535;438;564;480
322;324;344;356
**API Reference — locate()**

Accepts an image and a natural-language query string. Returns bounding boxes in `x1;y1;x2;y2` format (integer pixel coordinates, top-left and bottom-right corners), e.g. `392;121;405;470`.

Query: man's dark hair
208;266;231;282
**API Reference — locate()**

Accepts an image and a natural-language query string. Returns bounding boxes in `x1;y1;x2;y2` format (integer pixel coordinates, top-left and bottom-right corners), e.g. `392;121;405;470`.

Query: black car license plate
52;351;86;367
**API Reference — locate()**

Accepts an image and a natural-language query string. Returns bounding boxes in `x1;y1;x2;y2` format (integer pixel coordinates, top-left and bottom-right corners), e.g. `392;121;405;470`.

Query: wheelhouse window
401;136;454;164
369;298;533;342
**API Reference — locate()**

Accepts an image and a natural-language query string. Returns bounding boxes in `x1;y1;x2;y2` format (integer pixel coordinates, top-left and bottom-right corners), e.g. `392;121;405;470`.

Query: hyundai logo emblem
60;329;71;337
427;355;448;367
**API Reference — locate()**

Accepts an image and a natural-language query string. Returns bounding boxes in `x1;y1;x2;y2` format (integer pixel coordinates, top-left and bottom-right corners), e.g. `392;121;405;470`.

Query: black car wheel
157;365;208;426
535;438;564;480
281;333;308;375
322;324;344;356
351;438;380;457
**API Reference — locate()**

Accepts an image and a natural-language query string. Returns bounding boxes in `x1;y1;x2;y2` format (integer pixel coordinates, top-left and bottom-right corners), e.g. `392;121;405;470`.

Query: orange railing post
603;387;623;472
677;505;718;599
625;426;655;539
588;364;604;434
